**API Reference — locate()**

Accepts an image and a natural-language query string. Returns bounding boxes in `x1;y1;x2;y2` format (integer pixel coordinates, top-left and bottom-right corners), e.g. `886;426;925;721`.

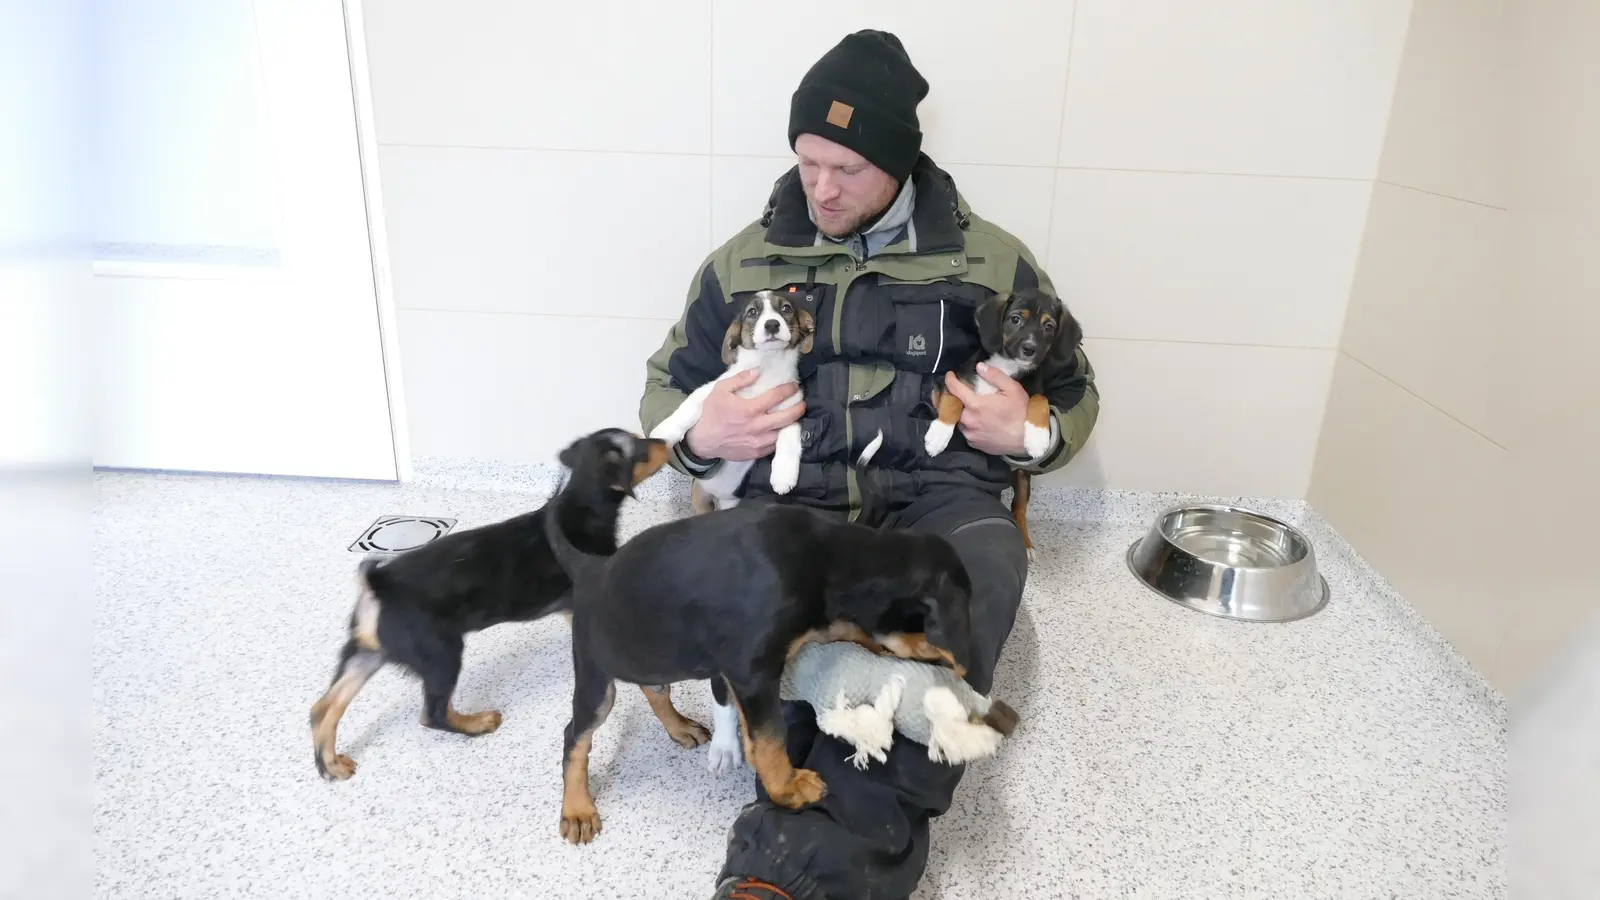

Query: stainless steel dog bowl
1126;504;1328;622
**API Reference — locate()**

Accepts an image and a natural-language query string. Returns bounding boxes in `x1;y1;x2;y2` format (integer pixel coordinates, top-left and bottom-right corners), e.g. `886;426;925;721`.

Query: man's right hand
685;369;806;462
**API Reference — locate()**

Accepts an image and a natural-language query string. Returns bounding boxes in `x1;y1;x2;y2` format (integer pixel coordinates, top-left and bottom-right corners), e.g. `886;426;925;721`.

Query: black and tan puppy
543;437;975;844
923;287;1084;557
307;428;670;781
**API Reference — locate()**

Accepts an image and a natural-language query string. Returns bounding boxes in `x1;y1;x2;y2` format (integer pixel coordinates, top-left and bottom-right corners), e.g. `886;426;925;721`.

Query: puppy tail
924;687;1005;765
357;555;385;588
856;429;884;467
854;429;888;528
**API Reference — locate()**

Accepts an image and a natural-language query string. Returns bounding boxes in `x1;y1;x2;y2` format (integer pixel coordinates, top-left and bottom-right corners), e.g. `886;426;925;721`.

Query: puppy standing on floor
542;434;975;845
307;428;670;781
650;289;814;512
923;287;1084;558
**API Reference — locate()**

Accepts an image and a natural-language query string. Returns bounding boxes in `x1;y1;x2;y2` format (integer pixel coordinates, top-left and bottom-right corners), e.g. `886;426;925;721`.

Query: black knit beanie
788;30;929;184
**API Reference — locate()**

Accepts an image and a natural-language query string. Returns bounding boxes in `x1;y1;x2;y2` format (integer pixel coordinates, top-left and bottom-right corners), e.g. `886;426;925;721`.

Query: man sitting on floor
640;29;1100;900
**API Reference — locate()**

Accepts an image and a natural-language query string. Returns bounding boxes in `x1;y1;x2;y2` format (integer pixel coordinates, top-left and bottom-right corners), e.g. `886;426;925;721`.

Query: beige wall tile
1050;170;1371;347
364;0;712;153
1308;354;1510;685
1377;0;1509;207
710;156;790;246
1338;182;1508;447
1059;0;1412;178
380;146;711;321
1495;0;1600;694
398;310;676;462
1037;339;1334;498
939;163;1058;270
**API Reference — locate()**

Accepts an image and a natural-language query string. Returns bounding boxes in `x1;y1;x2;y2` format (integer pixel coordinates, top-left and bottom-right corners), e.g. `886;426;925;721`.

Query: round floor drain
349;516;456;553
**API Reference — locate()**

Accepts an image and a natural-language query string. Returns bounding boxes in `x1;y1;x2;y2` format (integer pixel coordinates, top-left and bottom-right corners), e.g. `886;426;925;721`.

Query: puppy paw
1022;421;1051;459
426;708;504;735
559;804;603;845
924;421;954;456
769;463;798;495
707;734;743;775
320;753;357;781
772;768;827;808
457;709;503;736
668;718;711;749
649;425;685;446
1026;545;1036;563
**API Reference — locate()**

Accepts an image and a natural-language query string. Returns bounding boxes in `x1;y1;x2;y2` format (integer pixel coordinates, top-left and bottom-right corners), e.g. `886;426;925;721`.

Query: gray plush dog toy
779;640;1020;768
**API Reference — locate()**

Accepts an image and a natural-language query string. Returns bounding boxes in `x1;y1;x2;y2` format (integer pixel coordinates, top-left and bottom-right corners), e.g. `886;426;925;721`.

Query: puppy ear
1049;304;1084;369
721;318;743;366
975;293;1011;354
558;442;581;470
796;308;815;354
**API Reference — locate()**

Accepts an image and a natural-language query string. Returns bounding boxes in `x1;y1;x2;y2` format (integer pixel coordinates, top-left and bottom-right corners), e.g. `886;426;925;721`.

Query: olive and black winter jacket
640;154;1099;520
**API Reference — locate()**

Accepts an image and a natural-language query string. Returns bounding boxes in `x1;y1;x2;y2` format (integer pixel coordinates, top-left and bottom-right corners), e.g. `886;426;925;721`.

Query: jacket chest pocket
876;282;991;374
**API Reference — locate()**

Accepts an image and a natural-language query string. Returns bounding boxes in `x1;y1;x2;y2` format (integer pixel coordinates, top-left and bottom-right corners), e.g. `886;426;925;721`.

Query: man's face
795;133;900;238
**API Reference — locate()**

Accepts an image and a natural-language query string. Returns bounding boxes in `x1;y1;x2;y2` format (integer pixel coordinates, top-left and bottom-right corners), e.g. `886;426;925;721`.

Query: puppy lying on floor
650;288;814;512
307;428;669;781
924;287;1084;559
542;433;975;844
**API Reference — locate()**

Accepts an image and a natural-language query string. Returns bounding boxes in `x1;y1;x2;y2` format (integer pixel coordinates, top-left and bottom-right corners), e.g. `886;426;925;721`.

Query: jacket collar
759;153;968;254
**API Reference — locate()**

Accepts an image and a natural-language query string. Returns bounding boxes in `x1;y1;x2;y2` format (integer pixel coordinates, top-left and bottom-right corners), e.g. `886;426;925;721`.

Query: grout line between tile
1340;350;1510;451
1061;165;1370;182
1375;179;1507;211
381;142;710;158
401;307;681;325
1039;0;1081;270
377;142;1375;183
1087;335;1334;352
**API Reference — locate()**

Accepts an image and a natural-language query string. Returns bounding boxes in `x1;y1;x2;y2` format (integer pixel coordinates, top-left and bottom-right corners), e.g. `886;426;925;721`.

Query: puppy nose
764;319;780;335
1019;341;1037;357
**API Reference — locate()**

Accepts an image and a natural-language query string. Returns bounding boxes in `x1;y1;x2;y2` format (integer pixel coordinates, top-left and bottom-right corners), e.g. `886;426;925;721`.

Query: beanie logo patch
826;100;855;129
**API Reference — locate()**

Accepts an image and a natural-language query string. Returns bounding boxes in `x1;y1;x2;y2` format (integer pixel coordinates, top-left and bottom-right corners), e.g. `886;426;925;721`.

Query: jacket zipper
829;234;944;523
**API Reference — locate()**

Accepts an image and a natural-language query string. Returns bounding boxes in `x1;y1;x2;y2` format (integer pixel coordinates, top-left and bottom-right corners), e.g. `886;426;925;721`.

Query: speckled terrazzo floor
93;470;1505;899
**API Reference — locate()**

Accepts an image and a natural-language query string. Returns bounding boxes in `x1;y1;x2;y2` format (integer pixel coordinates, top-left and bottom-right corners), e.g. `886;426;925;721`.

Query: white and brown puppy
651;289;814;509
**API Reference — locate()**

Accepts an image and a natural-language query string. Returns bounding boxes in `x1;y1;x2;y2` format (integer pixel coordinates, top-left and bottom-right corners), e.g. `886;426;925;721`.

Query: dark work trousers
716;487;1030;900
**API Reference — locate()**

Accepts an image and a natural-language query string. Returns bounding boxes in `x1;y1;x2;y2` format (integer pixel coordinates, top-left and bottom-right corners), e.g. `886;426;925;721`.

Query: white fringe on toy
815;675;904;769
923;687;1004;764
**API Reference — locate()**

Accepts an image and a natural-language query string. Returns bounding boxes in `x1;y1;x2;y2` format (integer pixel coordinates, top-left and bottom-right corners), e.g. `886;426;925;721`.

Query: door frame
341;0;412;482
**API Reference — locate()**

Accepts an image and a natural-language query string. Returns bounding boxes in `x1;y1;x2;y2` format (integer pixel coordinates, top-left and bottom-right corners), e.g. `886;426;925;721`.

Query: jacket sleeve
1002;255;1101;475
640;258;737;475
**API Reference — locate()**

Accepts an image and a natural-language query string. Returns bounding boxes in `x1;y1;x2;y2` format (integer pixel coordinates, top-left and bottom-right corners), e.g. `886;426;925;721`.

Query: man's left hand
943;363;1029;457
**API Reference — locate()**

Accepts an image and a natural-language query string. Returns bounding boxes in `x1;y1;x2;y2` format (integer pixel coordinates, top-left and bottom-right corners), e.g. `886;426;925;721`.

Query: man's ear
1049;306;1084;369
975;293;1011;354
796;308;815;354
721;318;743;366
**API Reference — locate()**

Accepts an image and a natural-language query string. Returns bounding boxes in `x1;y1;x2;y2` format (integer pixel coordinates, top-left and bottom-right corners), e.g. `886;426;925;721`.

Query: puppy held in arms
924;287;1084;560
924;287;1083;461
650;289;814;507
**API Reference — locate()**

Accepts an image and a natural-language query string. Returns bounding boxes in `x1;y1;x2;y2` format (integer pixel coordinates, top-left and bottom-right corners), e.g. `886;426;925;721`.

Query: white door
93;0;400;480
